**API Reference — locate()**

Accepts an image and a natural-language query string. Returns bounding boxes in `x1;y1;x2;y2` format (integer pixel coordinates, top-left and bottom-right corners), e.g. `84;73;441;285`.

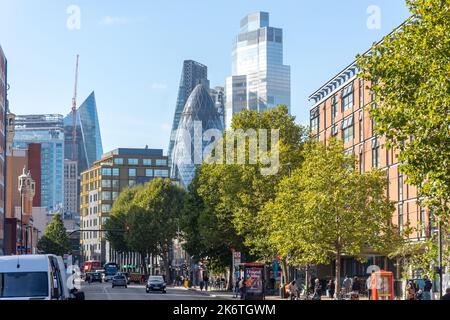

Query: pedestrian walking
406;280;417;300
234;278;241;298
288;280;299;300
351;276;361;300
239;278;246;300
326;280;335;298
200;280;204;291
423;276;433;301
313;278;322;300
441;288;450;300
343;275;352;295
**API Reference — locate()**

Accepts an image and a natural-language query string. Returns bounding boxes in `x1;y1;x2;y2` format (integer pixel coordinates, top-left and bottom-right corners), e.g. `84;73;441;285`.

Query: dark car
112;274;128;288
89;272;103;283
146;276;166;293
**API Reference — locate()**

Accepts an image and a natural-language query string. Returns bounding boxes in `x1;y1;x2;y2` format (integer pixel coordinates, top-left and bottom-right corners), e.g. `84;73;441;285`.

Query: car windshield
149;276;164;282
115;276;125;280
0;272;49;298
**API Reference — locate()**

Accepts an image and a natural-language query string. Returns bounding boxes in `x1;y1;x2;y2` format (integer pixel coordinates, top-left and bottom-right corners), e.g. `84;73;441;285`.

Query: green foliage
261;139;399;291
180;106;309;270
106;179;185;280
37;213;71;256
357;0;450;218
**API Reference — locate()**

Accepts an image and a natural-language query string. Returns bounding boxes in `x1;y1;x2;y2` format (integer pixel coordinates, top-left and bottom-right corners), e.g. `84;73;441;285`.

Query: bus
83;260;102;273
103;262;119;282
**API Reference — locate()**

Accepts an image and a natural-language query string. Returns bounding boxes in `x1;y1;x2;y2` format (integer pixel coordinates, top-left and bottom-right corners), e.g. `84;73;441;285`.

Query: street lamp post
18;168;28;255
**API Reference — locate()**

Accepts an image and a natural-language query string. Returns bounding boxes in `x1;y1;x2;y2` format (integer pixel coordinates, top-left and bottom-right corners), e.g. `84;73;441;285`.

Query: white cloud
99;16;129;26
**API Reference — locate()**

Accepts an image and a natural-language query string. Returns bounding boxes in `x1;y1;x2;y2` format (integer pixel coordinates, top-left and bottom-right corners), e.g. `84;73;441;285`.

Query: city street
81;282;235;301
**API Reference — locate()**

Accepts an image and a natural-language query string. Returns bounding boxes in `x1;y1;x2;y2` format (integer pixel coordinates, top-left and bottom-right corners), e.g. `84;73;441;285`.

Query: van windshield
0;272;49;298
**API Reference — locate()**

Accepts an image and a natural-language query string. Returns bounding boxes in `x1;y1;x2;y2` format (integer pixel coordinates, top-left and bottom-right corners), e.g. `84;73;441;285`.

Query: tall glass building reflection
14;114;65;213
168;61;208;171
64;91;103;174
172;84;224;189
225;12;291;128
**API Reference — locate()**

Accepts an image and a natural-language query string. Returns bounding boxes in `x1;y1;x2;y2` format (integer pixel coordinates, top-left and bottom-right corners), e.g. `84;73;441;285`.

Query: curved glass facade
172;84;224;188
64;91;103;174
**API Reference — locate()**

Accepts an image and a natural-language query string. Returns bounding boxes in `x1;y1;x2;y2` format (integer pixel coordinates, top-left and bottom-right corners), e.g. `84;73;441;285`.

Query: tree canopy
37;213;71;256
357;0;450;219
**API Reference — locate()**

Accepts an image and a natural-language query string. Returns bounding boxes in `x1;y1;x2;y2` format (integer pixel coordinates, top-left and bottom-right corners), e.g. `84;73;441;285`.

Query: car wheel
125;286;128;288
146;288;150;293
112;285;115;288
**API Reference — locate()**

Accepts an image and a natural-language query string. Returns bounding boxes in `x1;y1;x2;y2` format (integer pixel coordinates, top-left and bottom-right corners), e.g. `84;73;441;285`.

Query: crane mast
72;55;79;161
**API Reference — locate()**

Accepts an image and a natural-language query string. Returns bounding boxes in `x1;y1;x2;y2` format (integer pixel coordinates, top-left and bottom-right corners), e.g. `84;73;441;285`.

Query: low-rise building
80;148;170;266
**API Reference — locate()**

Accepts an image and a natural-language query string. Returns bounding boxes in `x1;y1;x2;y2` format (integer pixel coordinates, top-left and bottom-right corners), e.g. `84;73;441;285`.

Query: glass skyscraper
64;91;103;174
168;60;208;171
172;84;224;188
14;114;65;213
225;12;291;128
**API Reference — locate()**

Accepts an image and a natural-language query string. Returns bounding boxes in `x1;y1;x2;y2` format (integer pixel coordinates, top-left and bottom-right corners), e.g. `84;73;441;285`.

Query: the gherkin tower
172;84;224;188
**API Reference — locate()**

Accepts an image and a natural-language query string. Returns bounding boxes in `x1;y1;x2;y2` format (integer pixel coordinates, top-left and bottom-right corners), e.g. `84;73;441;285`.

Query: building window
102;205;111;213
372;139;380;168
359;78;364;108
129;180;136;187
341;83;354;112
112;192;119;201
101;180;111;188
145;169;154;177
114;158;124;165
101;192;111;201
398;204;404;235
143;159;152;166
359;111;364;142
154;170;169;178
420;207;426;238
310;108;320;132
342;115;354;143
398;174;404;202
112;168;120;177
156;159;167;166
112;180;120;188
359;146;364;174
129;168;137;177
331;95;338;123
128;159;139;165
102;168;112;176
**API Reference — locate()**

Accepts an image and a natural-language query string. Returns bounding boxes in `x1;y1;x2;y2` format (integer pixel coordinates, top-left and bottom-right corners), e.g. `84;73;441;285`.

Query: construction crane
71;54;79;161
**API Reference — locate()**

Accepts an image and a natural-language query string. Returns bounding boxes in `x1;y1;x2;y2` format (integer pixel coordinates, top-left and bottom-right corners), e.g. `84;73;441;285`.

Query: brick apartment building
308;61;432;280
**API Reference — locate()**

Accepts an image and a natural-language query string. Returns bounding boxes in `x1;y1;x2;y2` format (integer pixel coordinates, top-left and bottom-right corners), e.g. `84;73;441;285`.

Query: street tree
262;139;399;294
357;0;450;219
132;178;186;283
105;186;143;254
37;213;71;256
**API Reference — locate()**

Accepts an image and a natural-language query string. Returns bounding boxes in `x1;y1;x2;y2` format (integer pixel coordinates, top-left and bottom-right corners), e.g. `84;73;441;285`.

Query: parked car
146;276;166;293
112;274;128;288
0;255;84;300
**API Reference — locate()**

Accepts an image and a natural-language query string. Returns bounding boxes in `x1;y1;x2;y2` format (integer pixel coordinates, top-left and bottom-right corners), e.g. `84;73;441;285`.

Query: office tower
0;45;7;255
225;12;291;128
210;86;225;127
172;83;224;189
14;114;65;213
64;91;103;174
80;148;170;263
168;60;208;169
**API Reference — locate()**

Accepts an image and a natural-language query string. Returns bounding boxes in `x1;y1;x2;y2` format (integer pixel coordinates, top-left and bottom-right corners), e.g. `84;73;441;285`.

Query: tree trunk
163;250;171;285
335;250;341;298
141;253;148;277
228;259;234;292
282;259;289;285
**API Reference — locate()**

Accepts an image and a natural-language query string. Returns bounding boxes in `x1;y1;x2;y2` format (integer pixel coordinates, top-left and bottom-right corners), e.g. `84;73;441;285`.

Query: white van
0;254;73;300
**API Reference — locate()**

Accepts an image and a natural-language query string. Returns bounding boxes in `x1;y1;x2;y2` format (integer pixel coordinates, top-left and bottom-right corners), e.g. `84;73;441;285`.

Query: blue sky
0;0;410;154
